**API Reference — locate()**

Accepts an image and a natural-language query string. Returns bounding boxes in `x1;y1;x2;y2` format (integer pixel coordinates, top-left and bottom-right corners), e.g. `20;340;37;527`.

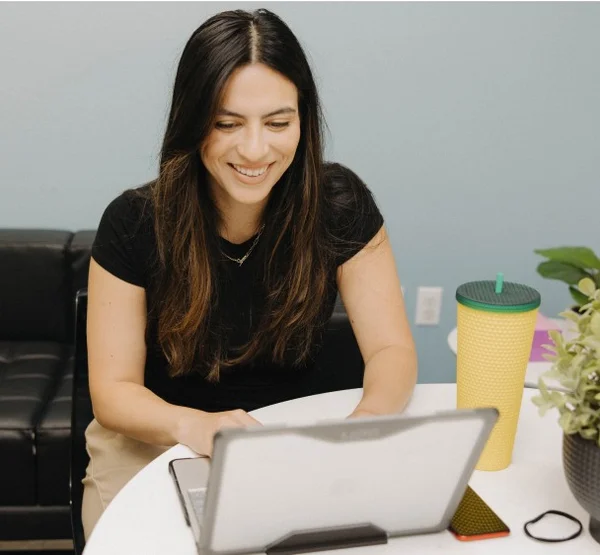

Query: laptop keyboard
188;487;207;522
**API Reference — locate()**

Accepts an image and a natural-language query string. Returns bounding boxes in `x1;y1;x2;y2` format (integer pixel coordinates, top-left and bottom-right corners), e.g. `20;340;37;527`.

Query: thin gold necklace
221;225;265;266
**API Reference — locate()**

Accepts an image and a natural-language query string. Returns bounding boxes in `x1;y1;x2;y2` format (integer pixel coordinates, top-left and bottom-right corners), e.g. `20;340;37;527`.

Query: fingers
203;410;263;457
217;409;262;430
183;409;261;458
239;411;262;426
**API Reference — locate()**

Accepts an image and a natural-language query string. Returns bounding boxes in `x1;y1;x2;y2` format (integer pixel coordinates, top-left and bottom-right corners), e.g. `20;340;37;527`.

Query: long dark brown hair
148;9;336;381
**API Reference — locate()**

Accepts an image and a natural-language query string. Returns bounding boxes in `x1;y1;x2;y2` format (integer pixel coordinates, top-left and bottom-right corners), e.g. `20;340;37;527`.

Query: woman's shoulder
320;162;384;265
91;181;156;288
322;161;365;193
100;181;155;231
321;161;383;230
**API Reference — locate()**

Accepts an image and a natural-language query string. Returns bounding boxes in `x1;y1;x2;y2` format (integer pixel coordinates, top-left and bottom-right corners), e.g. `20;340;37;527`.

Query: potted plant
532;277;600;543
534;246;600;311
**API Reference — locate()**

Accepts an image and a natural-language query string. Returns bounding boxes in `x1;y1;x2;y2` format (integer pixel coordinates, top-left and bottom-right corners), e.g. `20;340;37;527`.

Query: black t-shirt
91;162;384;413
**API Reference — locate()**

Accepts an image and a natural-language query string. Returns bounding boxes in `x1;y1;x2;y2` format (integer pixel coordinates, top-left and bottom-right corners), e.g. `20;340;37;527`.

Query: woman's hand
346;408;380;419
176;408;262;457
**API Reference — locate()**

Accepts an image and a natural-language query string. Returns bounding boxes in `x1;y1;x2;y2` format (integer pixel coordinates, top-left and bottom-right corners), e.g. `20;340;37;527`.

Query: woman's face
200;63;301;213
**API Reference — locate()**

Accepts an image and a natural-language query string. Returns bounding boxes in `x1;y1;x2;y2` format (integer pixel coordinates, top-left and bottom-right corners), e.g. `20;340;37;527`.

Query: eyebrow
216;107;297;118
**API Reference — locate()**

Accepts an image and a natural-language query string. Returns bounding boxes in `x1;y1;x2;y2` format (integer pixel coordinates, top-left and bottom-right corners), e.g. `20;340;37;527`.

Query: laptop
169;407;498;555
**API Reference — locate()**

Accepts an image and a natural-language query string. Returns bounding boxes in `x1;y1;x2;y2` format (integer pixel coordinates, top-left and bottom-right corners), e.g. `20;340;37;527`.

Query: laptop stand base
266;523;388;555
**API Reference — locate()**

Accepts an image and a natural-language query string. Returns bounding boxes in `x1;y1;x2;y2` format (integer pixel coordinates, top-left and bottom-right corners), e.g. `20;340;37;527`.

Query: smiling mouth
229;163;273;178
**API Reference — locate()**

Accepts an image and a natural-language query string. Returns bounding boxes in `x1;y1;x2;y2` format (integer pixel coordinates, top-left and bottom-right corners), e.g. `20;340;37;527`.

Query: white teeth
232;164;268;177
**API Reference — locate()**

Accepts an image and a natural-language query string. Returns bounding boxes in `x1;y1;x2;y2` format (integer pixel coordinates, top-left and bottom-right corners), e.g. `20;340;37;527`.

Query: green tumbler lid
456;274;541;313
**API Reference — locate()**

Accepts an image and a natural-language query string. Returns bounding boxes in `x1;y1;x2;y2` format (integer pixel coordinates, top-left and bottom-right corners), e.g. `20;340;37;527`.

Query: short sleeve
323;162;385;266
91;191;150;288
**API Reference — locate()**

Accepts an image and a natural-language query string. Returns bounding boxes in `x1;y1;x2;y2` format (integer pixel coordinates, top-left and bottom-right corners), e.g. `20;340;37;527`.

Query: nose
236;125;269;162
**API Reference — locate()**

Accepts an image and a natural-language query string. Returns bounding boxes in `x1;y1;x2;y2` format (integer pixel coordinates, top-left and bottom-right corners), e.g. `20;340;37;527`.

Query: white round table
83;384;597;554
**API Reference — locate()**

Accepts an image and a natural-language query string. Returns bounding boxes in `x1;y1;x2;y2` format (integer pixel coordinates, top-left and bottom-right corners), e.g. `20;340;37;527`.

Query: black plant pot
563;432;600;543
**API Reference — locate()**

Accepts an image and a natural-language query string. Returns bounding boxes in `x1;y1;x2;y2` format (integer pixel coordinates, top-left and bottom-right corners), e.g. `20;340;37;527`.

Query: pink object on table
530;313;562;362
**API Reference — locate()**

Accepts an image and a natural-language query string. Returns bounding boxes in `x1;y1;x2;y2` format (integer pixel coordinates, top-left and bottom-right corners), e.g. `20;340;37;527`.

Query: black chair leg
70;289;92;555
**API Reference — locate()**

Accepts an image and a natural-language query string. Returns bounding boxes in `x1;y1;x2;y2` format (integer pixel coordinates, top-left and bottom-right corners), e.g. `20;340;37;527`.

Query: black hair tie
524;510;583;542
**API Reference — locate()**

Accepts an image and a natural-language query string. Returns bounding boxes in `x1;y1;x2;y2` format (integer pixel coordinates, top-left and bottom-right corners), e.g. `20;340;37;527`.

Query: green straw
495;272;504;294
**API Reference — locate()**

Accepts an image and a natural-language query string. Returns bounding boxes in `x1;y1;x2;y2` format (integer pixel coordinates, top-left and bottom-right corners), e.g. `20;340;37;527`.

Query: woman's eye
215;121;290;131
215;122;238;130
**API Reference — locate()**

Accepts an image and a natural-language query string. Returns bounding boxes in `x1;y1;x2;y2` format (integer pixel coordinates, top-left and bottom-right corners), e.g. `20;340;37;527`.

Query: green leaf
548;329;564;347
583;363;600;375
550;391;567;408
579;277;597;297
559;310;581;323
579;404;600;416
543;369;563;381
559;412;575;433
535;247;600;270
538;376;550;397
591;312;600;338
571;353;588;370
561;378;579;391
536;261;590;285
549;330;568;357
582;383;600;394
577;413;593;426
564;394;581;407
531;395;546;407
541;342;557;353
570;286;590;308
581;336;600;352
580;428;598;440
577;314;592;333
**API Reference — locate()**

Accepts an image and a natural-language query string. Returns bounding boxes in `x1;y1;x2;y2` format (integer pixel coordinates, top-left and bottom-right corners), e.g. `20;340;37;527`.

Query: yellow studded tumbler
456;274;541;471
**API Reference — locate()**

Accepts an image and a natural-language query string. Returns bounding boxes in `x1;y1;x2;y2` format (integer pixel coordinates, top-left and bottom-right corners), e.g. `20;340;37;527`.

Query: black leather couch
0;228;363;545
0;229;95;541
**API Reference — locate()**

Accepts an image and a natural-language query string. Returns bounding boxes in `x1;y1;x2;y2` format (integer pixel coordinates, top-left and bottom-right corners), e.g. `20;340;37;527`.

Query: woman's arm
87;258;259;456
337;225;418;416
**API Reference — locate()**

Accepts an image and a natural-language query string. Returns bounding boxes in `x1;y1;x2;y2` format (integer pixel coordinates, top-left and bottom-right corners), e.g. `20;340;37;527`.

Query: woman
82;8;417;539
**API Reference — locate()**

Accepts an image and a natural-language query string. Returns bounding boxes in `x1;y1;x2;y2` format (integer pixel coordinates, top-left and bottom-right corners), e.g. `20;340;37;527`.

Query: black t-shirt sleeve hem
91;192;148;288
342;216;385;264
324;162;385;267
90;251;146;288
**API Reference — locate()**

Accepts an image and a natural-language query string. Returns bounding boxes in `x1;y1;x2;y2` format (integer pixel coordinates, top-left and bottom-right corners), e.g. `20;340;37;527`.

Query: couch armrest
69;231;96;302
0;230;73;342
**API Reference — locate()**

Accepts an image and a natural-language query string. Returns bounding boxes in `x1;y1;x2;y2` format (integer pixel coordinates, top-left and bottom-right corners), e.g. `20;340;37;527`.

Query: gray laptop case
170;407;498;555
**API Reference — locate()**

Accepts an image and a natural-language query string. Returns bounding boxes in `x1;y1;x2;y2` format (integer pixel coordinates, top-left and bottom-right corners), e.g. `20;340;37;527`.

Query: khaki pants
81;419;170;540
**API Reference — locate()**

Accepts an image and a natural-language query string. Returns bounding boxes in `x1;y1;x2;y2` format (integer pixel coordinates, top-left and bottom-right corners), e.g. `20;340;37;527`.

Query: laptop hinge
265;523;388;555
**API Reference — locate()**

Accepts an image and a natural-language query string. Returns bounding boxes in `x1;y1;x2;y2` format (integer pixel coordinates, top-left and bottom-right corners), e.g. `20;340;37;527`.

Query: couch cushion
0;341;68;505
0;506;71;541
0;230;73;342
36;352;73;506
69;230;96;300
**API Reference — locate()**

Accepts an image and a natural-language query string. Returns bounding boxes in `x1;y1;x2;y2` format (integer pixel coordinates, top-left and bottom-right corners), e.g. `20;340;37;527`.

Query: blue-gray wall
1;2;599;383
